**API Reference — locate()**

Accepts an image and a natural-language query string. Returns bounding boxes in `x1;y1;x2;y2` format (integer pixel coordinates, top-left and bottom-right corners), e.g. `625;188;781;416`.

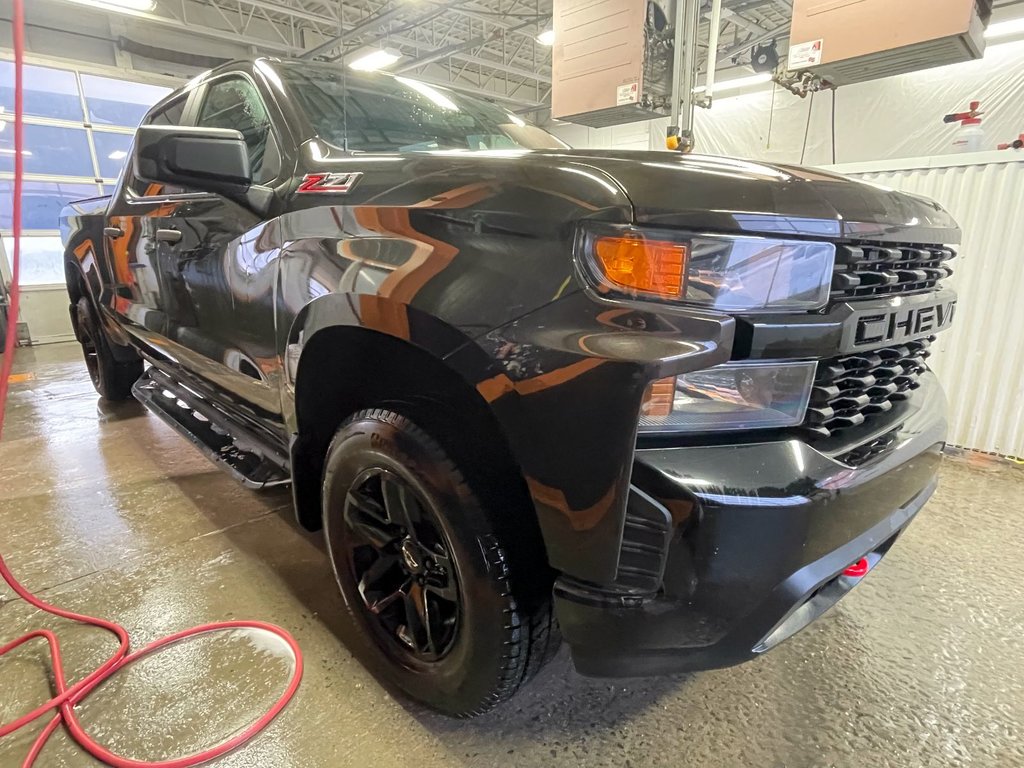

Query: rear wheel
322;408;558;716
74;297;142;401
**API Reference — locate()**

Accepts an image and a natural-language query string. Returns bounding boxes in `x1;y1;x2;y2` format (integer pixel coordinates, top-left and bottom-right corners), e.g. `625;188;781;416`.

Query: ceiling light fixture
693;72;772;94
985;16;1024;39
63;0;156;13
349;48;402;72
537;29;555;46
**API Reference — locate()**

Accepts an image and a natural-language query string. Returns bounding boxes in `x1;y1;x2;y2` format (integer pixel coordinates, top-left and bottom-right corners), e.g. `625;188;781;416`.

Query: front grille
831;244;955;301
802;337;933;438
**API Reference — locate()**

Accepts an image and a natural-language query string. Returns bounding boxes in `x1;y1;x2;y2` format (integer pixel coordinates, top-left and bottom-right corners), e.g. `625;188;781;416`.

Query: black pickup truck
61;58;959;716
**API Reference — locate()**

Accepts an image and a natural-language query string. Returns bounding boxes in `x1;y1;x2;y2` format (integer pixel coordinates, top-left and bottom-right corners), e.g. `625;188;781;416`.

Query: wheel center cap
400;539;422;573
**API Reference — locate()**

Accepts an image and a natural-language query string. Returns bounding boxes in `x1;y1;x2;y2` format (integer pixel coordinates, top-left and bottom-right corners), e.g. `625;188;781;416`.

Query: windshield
275;63;568;153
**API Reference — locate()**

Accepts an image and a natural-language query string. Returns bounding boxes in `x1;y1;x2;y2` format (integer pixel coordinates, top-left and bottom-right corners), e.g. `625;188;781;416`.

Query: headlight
639;361;817;433
577;224;835;312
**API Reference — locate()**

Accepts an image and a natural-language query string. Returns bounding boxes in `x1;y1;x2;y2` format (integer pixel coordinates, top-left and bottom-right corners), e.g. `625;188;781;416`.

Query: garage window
2;235;65;286
0;181;99;230
81;73;173;128
0;58;174;289
92;131;134;179
0;123;94;177
0;62;82;122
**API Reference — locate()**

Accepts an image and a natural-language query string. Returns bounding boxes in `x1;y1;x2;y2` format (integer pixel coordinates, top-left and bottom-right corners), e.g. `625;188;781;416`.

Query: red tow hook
843;557;870;578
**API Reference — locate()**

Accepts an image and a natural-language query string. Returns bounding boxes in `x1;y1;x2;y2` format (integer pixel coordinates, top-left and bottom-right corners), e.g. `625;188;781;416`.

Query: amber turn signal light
593;235;688;298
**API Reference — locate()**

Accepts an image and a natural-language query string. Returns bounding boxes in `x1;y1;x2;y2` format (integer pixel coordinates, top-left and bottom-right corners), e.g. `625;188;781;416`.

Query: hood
532;150;961;244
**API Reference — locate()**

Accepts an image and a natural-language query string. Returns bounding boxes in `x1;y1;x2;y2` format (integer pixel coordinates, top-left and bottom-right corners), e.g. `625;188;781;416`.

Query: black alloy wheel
74;296;142;401
78;307;102;389
322;408;560;716
342;467;460;662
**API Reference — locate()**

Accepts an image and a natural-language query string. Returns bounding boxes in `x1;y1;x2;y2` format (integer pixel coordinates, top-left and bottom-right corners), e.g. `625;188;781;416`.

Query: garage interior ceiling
21;0;797;110
16;0;1024;111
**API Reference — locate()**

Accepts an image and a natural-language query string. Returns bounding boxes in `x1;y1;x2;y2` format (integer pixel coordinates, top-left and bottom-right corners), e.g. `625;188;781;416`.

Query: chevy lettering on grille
855;300;957;346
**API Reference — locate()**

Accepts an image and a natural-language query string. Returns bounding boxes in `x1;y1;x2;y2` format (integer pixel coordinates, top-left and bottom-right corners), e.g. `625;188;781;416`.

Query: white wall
549;40;1024;166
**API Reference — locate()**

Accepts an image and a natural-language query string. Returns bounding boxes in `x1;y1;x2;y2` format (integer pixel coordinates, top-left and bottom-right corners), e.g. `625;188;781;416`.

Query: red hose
1;4;303;765
0;0;24;441
1;556;304;768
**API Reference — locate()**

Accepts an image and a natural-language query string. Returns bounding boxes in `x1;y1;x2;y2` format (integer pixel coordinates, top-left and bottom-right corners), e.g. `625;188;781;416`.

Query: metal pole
668;0;686;128
670;0;700;135
703;0;723;100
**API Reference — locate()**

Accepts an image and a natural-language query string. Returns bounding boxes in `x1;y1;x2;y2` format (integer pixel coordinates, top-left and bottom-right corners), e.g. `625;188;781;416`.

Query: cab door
105;94;194;352
152;73;291;421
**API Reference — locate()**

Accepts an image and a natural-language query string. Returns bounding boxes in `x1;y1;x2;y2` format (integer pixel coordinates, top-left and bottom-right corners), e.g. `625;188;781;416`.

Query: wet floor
2;342;1023;767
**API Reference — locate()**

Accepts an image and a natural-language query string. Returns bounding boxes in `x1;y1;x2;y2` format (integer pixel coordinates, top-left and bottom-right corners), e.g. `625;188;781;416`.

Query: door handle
103;226;124;238
155;228;182;244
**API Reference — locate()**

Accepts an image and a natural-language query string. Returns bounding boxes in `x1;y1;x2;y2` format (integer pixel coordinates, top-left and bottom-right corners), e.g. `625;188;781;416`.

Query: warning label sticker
788;39;823;69
616;82;639;106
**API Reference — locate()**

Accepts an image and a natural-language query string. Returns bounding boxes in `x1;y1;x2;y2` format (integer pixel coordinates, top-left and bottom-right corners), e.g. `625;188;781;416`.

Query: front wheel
74;297;142;401
322;408;558;716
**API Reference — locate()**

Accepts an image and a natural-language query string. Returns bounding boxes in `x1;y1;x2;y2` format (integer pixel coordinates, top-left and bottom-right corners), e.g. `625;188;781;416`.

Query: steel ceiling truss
138;0;794;108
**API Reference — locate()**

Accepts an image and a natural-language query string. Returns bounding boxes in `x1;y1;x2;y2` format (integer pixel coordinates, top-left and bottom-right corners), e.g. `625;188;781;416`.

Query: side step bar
133;368;291;489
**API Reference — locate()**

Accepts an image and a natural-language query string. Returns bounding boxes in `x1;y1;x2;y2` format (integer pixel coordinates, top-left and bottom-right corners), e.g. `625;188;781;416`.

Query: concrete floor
2;342;1023;768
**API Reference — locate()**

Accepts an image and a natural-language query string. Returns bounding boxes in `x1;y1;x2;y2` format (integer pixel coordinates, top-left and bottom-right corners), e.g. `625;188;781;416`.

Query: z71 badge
297;172;363;194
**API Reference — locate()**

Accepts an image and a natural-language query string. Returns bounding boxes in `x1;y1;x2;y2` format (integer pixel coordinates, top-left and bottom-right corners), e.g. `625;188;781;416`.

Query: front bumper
555;371;947;677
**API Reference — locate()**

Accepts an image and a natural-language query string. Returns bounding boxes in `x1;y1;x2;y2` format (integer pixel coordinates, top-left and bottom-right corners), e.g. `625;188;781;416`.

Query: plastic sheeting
548;40;1024;166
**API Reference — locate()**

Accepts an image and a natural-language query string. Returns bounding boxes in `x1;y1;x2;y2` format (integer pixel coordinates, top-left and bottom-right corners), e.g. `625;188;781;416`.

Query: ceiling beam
719;7;770;35
443;53;552;83
380;30;550;83
131;6;303;54
392;30;501;73
299;4;414;59
716;24;785;65
443;6;547;40
231;0;339;27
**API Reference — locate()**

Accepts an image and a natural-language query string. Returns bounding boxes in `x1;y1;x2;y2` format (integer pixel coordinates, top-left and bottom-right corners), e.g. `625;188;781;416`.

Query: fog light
639;360;817;434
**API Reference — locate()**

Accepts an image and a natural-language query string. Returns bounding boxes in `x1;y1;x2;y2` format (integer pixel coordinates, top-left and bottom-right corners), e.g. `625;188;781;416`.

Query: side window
196;77;279;184
128;97;188;196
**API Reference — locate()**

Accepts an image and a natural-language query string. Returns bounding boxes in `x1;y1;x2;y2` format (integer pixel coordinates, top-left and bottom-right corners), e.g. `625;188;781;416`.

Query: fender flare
284;292;503;400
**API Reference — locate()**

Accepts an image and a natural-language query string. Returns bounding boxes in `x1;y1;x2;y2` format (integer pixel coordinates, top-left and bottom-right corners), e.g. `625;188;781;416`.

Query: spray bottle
944;100;986;153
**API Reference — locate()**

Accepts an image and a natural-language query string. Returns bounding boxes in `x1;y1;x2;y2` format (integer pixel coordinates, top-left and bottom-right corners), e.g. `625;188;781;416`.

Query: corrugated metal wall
845;156;1024;457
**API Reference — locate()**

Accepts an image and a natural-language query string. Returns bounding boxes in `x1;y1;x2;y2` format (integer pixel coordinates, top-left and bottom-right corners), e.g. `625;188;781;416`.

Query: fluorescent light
108;150;128;160
693;72;772;94
349;49;402;72
64;0;156;12
986;17;1024;39
537;29;555;46
0;148;32;156
395;77;459;111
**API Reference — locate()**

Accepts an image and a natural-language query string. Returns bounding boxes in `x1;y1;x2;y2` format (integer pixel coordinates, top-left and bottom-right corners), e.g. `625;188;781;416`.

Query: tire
74;297;142;401
322;408;559;717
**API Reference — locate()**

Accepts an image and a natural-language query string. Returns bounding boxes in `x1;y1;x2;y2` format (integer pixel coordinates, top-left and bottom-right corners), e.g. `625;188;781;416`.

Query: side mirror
133;125;255;201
